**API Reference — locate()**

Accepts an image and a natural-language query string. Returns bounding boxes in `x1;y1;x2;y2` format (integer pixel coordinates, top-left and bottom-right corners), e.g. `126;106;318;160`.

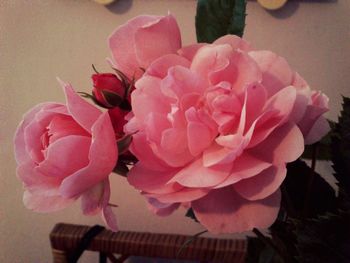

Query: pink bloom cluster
14;14;329;234
109;15;330;233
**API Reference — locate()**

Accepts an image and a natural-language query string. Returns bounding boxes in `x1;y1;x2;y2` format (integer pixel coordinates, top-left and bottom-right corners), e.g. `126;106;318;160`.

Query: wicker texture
50;223;247;263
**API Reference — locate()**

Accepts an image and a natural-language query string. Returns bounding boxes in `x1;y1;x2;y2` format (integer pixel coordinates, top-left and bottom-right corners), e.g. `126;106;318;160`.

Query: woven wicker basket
50;223;247;263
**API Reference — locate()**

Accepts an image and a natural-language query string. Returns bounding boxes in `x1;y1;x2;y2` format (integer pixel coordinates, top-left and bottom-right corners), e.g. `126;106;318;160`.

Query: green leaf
269;220;298;263
185;208;199;222
195;0;247;43
331;96;350;196
246;236;285;263
293;211;350;263
117;134;133;154
101;90;123;107
78;91;111;109
118;99;132;111
113;161;129;177
246;237;267;263
282;160;336;218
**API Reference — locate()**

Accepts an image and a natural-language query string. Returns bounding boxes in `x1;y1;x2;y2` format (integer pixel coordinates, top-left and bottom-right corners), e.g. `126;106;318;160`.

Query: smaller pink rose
108;14;182;80
14;82;118;230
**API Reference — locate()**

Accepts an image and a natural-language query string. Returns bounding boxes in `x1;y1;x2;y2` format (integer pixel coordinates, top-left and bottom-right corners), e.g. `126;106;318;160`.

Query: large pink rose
14;82;118;230
125;34;329;234
108;14;182;80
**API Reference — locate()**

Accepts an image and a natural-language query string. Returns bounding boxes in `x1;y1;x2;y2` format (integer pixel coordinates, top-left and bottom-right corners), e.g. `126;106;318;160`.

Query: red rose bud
92;73;126;108
108;107;128;139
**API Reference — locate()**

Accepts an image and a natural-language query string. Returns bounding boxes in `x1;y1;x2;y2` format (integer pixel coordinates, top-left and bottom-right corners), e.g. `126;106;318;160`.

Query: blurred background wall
1;0;349;262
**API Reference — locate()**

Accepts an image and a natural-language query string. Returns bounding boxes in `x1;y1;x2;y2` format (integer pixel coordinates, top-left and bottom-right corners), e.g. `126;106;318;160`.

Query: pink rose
108;14;182;80
14;82;118;230
249;51;329;144
125;34;329;234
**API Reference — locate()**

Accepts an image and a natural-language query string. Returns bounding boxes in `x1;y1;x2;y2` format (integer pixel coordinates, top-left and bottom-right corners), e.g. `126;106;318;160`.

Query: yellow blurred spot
257;0;288;10
92;0;116;5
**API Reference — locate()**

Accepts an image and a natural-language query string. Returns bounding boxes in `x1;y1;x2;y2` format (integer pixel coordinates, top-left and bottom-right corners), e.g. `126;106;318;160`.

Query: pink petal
161;128;188;154
211;93;241;114
146;187;209;203
102;205;118;232
147;197;180;216
250;122;304;165
132;76;172;122
81;179;110;216
263;86;297;123
249;50;293;96
171;158;232;188
292;72;308;88
233;165;286;201
190;44;233;79
153;144;194;168
130;132;170;171
60;112;118;198
144;112;171;144
214;153;271;188
135;14;182;69
289;87;310;123
146;54;190;79
192;187;281;234
222;51;262;94
161;66;206;100
187;122;213;156
127;163;181;194
304;116;330;145
202;142;241;167
46;114;90;144
213;35;252;52
36;135;90;179
244;83;267;129
109;15;159;79
248;86;297;148
23;190;74;213
178;43;206;61
298;92;329;140
17;162;61;195
14;103;56;164
23;108;64;163
62;82;101;132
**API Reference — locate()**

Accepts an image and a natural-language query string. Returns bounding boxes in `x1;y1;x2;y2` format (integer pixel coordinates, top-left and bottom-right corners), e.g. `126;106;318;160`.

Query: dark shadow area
106;0;133;14
267;1;300;19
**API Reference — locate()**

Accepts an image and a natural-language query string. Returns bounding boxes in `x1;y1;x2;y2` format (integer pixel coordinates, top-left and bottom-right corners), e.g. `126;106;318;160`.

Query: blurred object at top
93;0;116;5
258;0;288;10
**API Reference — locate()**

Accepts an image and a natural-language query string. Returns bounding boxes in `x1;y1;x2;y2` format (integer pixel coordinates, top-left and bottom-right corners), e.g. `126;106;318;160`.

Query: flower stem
303;143;318;217
92;64;99;74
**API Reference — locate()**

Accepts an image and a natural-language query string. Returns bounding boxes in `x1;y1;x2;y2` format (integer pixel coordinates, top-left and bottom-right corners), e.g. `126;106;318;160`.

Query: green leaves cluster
259;97;350;263
195;0;247;43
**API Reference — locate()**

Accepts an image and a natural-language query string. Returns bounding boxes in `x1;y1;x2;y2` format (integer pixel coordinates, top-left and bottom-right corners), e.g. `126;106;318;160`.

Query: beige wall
0;0;349;262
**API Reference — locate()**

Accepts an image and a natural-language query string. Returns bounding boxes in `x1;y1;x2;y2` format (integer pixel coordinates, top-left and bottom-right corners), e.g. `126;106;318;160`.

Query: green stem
92;64;99;74
176;230;208;258
303;144;318;217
